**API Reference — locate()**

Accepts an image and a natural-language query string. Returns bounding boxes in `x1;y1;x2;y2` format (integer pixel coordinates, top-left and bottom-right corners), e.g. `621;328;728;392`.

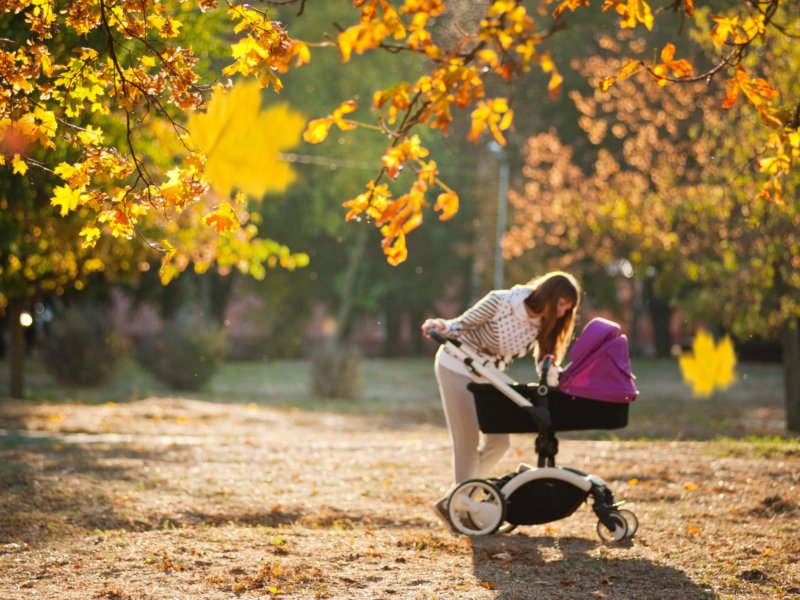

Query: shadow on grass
0;436;315;537
470;535;715;599
0;435;429;549
0;439;183;545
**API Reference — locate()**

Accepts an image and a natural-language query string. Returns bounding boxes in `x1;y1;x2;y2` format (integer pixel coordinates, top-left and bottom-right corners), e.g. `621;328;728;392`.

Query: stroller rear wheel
447;479;506;536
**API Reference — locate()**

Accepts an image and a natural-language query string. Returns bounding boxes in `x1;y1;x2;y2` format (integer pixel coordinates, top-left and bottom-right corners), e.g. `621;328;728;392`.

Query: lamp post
488;141;509;290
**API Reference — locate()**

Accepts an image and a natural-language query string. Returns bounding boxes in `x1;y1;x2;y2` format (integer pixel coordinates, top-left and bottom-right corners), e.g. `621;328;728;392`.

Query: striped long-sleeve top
436;284;541;376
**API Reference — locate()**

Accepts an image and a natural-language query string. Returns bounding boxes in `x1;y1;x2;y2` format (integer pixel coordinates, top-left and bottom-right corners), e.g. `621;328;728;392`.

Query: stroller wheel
596;511;628;544
617;509;638;538
447;479;506;536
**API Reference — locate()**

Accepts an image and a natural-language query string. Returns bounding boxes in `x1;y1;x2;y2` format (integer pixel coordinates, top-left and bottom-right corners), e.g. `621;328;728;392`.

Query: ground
0;359;799;599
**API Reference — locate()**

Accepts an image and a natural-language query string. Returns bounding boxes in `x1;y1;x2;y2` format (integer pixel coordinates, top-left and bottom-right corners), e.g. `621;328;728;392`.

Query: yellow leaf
303;117;333;144
50;184;85;217
11;154;28;175
187;81;306;199
54;162;77;180
79;225;102;248
678;330;737;398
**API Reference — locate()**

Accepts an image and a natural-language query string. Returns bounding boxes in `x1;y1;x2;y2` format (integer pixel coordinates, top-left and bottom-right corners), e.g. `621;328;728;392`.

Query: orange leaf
434;191;459;221
204;202;240;233
599;59;641;92
660;43;676;63
548;70;563;100
383;229;408;266
552;0;589;19
333;100;358;131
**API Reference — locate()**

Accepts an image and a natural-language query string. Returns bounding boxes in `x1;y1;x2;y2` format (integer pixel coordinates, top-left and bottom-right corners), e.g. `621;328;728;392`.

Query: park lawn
0;357;798;599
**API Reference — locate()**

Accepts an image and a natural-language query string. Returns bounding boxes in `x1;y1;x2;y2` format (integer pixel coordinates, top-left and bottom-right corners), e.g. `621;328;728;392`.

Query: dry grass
0;358;798;599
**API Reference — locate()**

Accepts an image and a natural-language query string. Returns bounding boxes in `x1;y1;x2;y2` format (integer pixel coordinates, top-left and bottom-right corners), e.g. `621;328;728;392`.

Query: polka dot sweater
437;285;541;375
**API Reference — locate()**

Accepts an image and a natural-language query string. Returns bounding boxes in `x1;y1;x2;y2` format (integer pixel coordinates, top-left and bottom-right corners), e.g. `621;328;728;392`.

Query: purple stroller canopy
559;318;639;404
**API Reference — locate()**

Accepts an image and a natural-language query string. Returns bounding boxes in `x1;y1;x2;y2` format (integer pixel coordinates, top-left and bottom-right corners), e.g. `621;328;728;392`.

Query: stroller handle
427;328;458;346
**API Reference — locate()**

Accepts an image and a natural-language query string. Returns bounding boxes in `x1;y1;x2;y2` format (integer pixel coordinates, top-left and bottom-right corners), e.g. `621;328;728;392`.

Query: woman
421;271;581;526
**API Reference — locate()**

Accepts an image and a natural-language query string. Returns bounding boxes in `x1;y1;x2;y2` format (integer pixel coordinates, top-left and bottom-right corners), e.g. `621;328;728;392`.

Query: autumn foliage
1;0;797;273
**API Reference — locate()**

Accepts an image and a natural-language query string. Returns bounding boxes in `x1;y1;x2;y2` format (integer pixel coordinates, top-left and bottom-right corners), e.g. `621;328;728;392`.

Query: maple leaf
711;15;739;48
50;184;86;216
11;154;28;175
204;201;240;233
678;330;737;398
187;80;305;200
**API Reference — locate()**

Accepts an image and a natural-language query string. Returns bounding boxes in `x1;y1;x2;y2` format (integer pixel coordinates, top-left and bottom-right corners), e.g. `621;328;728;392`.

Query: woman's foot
432;498;451;529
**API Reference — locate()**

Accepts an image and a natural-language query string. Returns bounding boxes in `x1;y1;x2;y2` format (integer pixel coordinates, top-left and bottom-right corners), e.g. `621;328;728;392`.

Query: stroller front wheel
447;479;506;536
596;511;628;543
617;509;639;538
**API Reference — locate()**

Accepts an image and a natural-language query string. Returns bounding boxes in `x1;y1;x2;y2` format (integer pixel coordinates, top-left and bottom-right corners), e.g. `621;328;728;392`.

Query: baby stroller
428;317;639;543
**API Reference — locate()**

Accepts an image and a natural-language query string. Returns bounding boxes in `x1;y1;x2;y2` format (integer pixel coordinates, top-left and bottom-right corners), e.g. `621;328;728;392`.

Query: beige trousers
434;351;511;485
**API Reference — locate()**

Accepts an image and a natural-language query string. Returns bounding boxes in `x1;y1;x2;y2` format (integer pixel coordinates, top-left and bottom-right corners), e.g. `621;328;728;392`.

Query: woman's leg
434;361;481;484
476;433;511;479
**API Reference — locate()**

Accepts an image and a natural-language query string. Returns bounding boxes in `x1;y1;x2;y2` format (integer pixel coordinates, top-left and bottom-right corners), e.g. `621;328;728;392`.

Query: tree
0;6;307;397
0;169;146;397
3;0;796;275
298;0;798;264
504;22;800;429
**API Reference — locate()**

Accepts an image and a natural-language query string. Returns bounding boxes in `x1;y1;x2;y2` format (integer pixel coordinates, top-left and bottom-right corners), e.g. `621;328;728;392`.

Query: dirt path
1;397;798;599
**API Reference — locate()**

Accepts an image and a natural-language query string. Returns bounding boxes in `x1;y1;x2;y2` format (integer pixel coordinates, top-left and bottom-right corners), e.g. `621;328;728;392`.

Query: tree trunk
310;226;368;399
643;276;674;358
8;298;25;399
332;225;368;346
782;319;800;432
383;307;403;357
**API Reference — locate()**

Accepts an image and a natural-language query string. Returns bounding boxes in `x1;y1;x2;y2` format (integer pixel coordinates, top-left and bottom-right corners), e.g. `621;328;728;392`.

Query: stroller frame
429;329;638;542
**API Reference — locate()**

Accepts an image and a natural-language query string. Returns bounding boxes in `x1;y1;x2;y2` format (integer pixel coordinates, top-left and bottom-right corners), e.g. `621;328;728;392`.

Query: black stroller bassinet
429;318;639;542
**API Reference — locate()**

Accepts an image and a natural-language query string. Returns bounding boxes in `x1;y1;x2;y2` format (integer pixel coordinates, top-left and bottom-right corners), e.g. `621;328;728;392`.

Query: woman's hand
546;365;562;387
421;318;446;338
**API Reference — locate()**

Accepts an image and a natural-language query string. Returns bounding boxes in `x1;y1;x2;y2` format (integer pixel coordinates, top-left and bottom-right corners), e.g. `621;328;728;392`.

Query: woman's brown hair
524;271;581;362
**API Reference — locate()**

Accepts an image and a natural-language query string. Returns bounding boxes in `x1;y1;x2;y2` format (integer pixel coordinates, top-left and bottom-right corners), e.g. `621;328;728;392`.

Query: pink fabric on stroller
559;318;639;404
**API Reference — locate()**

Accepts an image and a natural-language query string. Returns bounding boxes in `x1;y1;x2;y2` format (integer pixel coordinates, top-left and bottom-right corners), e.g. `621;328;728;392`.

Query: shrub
136;315;228;391
42;304;127;386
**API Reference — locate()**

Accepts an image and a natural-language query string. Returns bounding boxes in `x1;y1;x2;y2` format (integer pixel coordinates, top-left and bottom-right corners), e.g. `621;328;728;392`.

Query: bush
310;340;362;399
135;315;228;391
42;305;127;386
